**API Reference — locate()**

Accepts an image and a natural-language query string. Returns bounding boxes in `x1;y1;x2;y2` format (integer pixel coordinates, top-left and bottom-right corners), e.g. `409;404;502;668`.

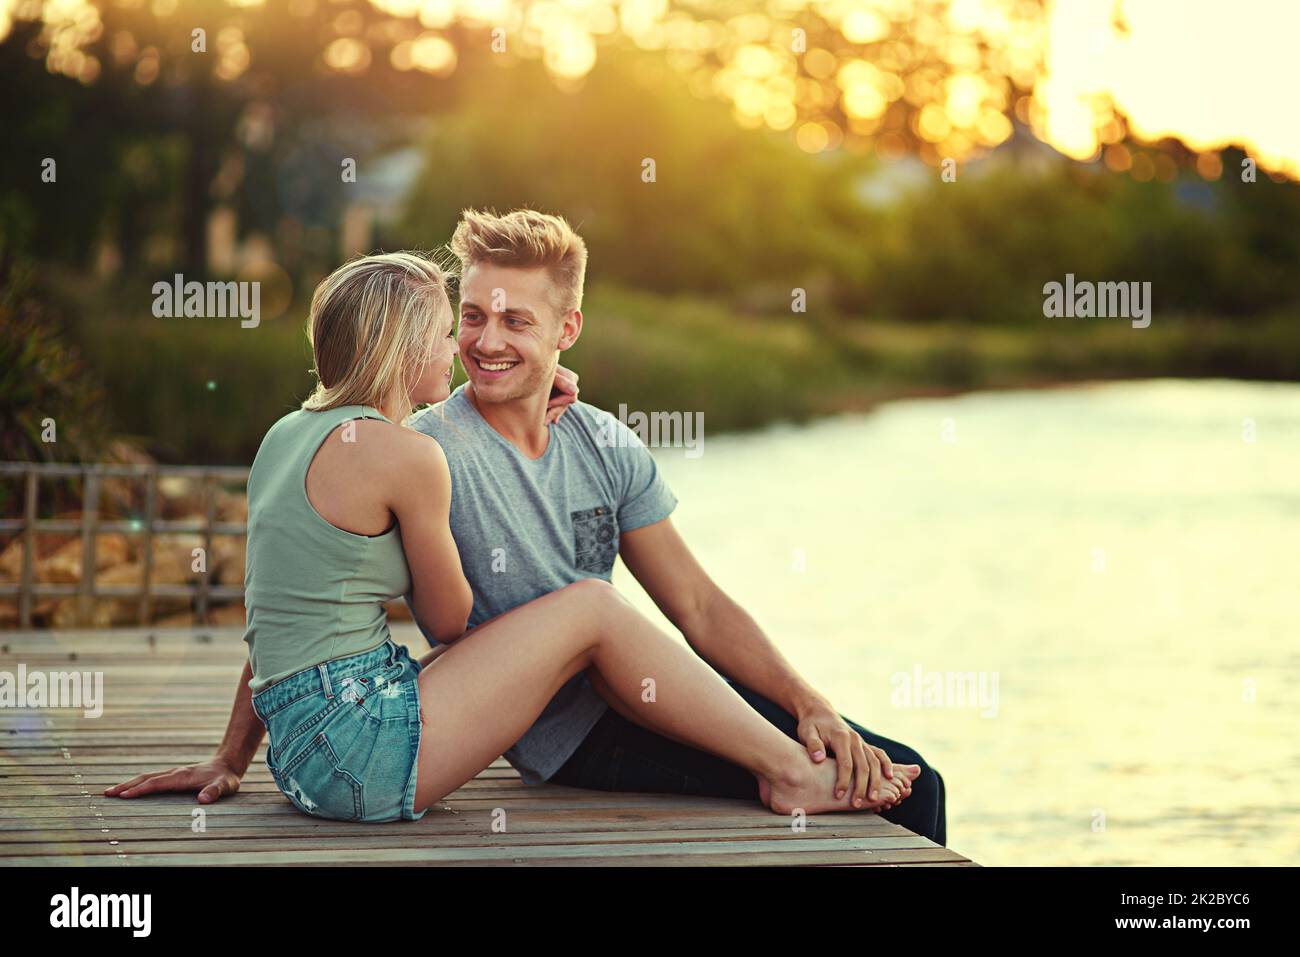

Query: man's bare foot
758;758;916;815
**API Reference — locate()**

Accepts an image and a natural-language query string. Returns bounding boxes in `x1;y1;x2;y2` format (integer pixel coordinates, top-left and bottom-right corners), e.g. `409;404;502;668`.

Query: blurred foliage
5;0;1050;167
397;55;1300;320
14;50;1300;465
43;278;1300;466
58;280;316;464
2;3;1299;468
869;154;1300;320
0;2;457;275
0;255;113;469
396;54;872;307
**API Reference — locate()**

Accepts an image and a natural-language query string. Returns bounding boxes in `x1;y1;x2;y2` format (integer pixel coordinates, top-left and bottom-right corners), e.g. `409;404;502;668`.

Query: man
108;208;946;846
411;208;946;844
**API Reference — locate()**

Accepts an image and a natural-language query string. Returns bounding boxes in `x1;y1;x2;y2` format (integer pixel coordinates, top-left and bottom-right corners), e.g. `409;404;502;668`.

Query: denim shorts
250;638;427;822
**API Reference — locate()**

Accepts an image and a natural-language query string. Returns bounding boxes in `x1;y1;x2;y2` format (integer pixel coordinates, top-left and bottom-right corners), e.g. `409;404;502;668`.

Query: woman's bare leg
410;579;901;814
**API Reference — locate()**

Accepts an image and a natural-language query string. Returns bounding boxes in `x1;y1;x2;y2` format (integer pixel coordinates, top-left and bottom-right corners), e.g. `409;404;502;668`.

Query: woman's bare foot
881;763;922;807
758;760;922;815
759;758;896;814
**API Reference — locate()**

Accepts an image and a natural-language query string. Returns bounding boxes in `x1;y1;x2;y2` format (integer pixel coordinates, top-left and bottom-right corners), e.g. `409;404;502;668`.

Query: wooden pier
0;627;975;867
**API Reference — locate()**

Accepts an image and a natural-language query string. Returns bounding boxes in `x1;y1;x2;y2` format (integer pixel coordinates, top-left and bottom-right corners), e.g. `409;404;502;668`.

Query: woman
109;251;918;821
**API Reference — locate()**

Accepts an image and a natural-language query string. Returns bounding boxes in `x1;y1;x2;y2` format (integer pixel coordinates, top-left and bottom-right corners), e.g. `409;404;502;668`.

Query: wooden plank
0;807;901;836
0;627;975;867
0;843;967;867
0;794;907;819
0;822;920;846
0;831;938;856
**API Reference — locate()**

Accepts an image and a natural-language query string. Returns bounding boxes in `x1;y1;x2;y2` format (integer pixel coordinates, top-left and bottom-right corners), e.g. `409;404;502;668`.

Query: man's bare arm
618;518;823;718
618;518;913;807
104;660;263;802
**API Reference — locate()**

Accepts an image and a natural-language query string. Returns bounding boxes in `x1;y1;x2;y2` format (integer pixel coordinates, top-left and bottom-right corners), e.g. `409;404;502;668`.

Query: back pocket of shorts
278;731;364;821
270;695;346;765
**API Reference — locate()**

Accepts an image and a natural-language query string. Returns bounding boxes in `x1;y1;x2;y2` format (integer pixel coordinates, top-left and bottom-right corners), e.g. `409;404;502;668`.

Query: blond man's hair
301;251;453;419
449;208;588;315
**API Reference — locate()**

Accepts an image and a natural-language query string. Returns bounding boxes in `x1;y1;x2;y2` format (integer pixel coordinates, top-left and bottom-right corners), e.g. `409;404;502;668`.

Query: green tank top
242;404;411;693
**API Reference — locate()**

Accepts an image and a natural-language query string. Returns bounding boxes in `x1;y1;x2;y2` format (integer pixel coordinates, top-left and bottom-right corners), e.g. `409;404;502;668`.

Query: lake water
613;379;1300;866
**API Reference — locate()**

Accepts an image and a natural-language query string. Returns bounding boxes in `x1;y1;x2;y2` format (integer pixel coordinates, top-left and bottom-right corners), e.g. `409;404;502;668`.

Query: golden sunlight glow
323;36;371;75
3;0;1297;178
393;31;456;76
543;19;596;79
1037;0;1300;178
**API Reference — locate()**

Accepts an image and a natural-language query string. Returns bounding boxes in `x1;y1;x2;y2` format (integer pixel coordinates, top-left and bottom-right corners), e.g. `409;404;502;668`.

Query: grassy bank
569;286;1300;425
57;277;1300;464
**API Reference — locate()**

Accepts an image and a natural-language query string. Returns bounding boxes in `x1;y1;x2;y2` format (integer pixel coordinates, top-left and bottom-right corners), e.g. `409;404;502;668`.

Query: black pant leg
550;683;947;846
549;706;758;799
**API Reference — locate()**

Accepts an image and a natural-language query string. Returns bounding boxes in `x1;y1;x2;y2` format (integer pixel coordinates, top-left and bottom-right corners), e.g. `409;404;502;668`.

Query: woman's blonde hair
301;251;454;419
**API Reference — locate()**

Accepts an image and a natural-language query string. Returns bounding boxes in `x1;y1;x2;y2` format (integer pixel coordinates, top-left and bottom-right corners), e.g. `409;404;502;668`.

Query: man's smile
471;355;522;376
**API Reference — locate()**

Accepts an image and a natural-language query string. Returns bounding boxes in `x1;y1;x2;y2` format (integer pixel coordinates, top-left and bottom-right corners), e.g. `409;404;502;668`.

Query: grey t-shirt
408;384;678;783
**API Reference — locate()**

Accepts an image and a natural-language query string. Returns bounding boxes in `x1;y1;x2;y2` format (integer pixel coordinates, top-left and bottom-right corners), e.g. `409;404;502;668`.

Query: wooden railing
0;462;249;628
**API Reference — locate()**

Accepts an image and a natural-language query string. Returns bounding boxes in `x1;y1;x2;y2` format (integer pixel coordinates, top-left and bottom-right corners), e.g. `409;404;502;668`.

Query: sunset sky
1038;0;1299;177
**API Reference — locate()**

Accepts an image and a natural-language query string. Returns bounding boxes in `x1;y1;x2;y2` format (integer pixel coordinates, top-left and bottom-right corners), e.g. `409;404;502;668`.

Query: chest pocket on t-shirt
571;506;618;574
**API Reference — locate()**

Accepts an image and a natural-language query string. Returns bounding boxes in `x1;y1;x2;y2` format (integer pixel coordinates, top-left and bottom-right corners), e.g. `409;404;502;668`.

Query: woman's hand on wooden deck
103;758;243;804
